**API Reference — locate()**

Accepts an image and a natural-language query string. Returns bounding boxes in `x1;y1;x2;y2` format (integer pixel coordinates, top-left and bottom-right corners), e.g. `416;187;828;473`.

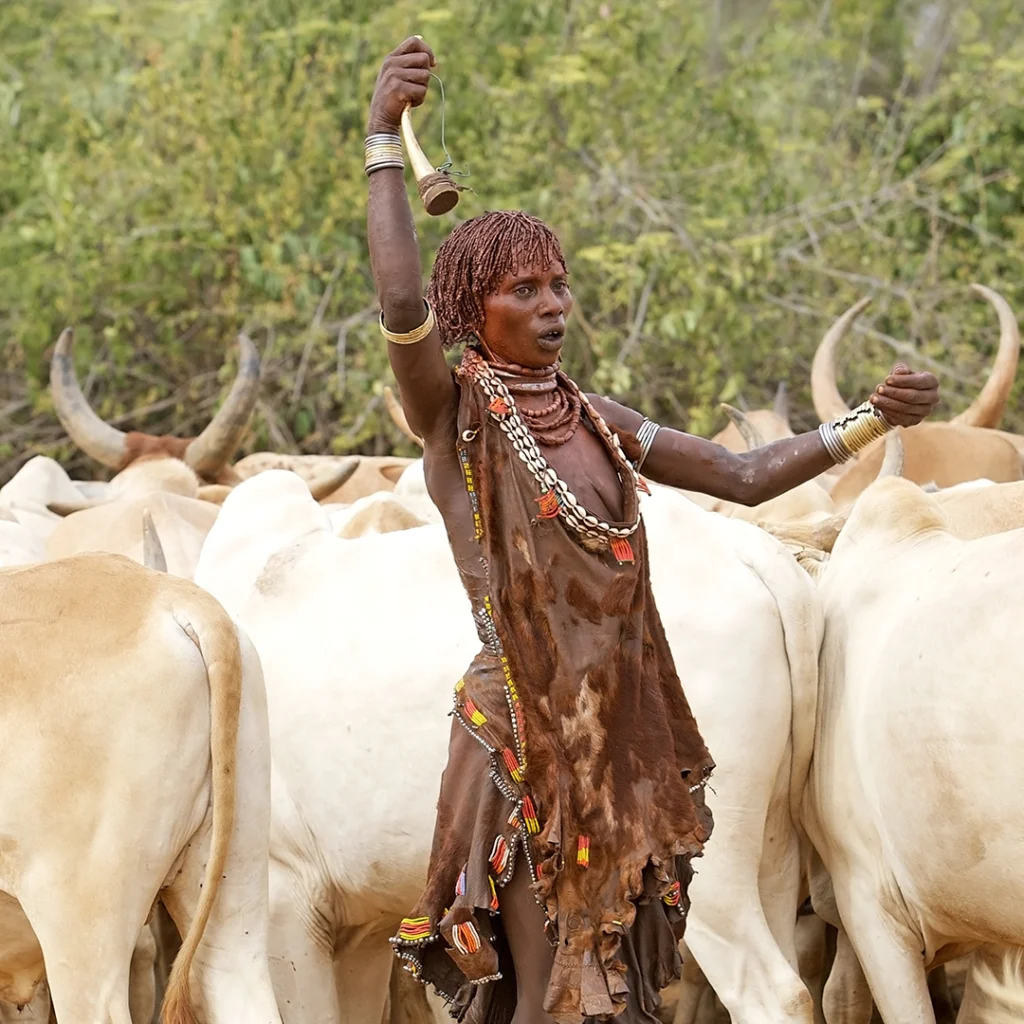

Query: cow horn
877;428;904;479
307;457;361;502
141;508;167;572
773;381;790;426
384;386;424;448
810;297;873;423
196;484;233;505
721;403;766;451
950;284;1021;430
49;328;129;470
184;334;261;477
46;497;103;516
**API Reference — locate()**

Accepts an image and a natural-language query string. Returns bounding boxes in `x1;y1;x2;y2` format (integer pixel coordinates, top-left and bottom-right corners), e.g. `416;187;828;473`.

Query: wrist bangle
365;132;405;176
380;301;435;345
818;400;892;464
634;417;661;472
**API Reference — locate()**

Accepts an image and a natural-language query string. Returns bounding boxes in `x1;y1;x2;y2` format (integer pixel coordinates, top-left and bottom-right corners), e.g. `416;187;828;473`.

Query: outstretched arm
590;364;939;506
367;37;455;443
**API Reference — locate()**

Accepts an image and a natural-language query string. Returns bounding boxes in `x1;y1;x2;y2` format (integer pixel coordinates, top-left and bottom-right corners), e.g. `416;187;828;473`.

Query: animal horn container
400;104;461;216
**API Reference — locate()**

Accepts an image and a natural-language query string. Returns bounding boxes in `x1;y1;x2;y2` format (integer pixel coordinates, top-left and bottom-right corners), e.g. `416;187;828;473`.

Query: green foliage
2;0;1023;478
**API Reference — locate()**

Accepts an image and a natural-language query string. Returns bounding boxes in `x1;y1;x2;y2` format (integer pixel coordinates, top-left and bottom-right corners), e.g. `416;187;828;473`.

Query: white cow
803;477;1024;1022
194;470;821;1024
0;554;282;1023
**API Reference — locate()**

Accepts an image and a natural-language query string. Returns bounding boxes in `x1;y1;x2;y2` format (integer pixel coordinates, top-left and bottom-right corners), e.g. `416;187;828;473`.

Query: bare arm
590;395;833;505
366;37;455;443
589;363;939;506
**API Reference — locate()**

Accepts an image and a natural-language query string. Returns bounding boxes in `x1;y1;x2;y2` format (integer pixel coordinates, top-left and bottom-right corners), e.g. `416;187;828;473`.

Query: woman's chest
540;427;625;524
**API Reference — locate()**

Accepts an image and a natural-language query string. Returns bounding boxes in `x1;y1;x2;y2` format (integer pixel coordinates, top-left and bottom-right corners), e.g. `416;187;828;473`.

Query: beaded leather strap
818;400;892;464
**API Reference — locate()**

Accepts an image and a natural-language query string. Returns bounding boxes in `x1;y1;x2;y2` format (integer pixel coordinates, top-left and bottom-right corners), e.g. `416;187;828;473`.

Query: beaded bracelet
365;132;404;176
818;400;892;464
380;301;435;345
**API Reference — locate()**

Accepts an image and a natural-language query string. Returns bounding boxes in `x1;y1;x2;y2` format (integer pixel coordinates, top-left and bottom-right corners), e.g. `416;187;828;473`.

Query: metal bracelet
365;159;406;176
819;400;892;464
380;301;435;345
364;134;405;177
634;417;661;471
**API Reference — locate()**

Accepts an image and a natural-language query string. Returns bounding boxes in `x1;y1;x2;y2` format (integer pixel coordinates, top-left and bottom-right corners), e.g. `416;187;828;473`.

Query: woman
365;36;939;1024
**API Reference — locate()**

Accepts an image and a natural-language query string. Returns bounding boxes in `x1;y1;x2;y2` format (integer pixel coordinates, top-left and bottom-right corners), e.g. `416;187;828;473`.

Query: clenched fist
368;36;437;135
869;363;939;427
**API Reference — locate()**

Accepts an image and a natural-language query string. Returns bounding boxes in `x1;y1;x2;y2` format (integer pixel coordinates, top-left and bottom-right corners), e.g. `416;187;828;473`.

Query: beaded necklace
491;358;580;446
462;349;642;562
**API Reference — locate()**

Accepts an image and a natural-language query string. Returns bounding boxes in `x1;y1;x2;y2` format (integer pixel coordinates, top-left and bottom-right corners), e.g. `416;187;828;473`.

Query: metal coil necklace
488;356;581;447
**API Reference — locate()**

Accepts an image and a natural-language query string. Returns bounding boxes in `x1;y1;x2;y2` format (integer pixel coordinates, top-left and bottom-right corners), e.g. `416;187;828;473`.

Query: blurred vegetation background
1;0;1022;480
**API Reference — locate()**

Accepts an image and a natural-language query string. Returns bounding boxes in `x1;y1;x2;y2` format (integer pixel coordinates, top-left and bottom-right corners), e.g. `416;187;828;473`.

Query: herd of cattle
2;283;1024;1024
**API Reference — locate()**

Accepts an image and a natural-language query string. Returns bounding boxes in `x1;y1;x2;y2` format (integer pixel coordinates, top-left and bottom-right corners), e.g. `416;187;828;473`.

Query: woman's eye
553;280;568;292
515;286;533;297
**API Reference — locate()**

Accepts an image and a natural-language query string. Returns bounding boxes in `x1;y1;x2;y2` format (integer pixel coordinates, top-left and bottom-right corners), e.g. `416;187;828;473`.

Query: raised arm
589;364;939;506
366;37;456;443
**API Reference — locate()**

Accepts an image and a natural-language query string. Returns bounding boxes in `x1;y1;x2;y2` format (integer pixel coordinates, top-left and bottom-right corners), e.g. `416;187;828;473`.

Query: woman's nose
538;287;562;315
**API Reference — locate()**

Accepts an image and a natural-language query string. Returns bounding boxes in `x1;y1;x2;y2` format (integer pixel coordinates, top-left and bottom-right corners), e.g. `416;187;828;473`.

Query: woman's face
479;260;573;368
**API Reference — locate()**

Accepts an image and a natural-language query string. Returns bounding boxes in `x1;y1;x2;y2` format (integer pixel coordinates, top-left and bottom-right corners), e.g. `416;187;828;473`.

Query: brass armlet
818;400;892;464
380;301;435;345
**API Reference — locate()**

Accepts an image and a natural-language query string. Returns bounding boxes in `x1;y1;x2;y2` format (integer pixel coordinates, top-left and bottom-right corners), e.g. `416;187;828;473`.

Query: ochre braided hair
427;210;568;348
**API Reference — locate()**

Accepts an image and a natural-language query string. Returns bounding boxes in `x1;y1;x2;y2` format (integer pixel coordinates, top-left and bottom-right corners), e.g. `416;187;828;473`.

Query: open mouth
537;326;565;349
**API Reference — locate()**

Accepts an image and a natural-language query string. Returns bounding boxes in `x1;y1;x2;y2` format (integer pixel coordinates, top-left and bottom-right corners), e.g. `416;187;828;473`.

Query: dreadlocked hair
427;210;568;348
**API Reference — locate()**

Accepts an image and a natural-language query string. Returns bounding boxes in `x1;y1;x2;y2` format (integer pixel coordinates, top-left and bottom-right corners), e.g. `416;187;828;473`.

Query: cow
0;554;282;1023
0;520;46;569
51;328;262;485
193;469;821;1024
807;286;1023;505
759;434;1024;575
38;331;359;575
232;452;414;504
801;475;1024;1022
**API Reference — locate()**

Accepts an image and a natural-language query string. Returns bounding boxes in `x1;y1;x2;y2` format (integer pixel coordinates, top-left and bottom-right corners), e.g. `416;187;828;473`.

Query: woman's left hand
869;363;940;427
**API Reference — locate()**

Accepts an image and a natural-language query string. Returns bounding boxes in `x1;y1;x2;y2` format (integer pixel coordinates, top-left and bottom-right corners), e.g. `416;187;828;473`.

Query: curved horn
877;428;904;480
950;284;1021;429
383;386;424;448
307;457;361;502
141;508;167;573
46;497;103;516
721;403;766;451
196;484;232;505
810;297;873;423
773;381;791;427
184;334;261;477
49;328;129;470
400;104;461;217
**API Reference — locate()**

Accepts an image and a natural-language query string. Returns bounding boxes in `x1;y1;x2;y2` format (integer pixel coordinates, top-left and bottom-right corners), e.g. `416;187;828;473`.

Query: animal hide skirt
390;651;709;1024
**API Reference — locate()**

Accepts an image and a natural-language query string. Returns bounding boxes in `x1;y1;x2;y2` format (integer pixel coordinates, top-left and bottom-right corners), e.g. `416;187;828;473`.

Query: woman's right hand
367;37;436;135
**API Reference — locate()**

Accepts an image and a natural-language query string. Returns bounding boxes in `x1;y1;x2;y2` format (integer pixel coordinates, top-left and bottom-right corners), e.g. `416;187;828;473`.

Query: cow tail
160;603;244;1024
742;535;823;827
967;947;1024;1024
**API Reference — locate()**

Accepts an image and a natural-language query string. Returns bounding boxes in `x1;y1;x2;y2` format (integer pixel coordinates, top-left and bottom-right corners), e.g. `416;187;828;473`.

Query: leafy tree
2;0;1022;479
